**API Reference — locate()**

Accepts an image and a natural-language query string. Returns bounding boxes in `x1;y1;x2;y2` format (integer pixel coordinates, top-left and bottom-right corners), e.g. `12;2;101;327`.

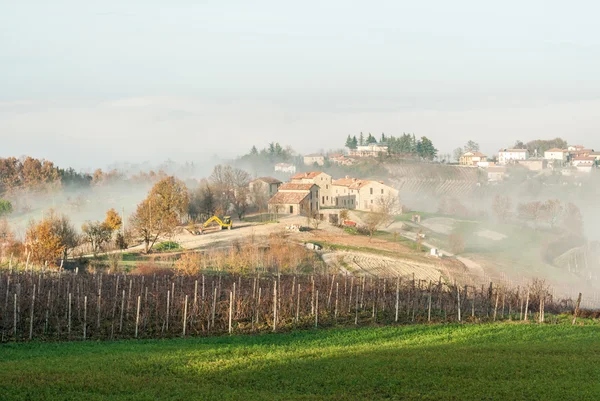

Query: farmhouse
329;154;355;166
572;157;596;173
498;149;529;165
516;159;547;171
332;177;399;211
459;152;487;166
303;154;325;166
291;171;335;207
249;177;282;198
349;143;388;157
274;163;296;174
544;148;568;162
268;183;319;216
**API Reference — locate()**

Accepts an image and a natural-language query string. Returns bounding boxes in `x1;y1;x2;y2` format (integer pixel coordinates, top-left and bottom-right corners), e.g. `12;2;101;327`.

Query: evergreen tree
345;135;353;148
351;136;358;149
381;133;386;143
250;146;258;155
417;136;438;160
366;133;377;144
359;132;364;146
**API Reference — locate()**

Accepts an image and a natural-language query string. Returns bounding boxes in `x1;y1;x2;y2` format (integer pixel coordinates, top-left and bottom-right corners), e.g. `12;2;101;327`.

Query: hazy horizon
2;1;600;169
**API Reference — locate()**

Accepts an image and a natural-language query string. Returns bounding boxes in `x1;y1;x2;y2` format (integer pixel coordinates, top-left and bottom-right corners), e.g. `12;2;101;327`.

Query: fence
0;269;580;343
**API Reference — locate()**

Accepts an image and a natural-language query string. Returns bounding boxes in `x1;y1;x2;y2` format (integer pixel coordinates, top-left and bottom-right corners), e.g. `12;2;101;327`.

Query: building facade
498;149;529;164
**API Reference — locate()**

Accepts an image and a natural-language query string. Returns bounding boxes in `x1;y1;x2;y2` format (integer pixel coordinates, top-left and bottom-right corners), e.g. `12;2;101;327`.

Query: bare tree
362;194;400;239
130;176;189;253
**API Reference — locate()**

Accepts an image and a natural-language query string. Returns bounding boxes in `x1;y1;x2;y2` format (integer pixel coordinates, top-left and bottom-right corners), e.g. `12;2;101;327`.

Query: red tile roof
251;177;282;185
291;172;323;180
278;183;315;191
268;192;309;205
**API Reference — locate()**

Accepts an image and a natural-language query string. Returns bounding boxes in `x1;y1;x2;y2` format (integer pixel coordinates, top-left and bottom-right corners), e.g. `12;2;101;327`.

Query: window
290;206;294;214
326;185;329;189
322;196;325;204
370;188;373;195
381;189;384;194
371;200;373;204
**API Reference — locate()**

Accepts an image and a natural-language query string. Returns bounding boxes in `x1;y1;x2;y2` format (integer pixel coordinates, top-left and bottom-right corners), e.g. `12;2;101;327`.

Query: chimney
345;175;350;179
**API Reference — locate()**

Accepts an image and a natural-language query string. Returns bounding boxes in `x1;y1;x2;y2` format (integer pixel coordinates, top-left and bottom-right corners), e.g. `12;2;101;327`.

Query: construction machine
202;215;233;231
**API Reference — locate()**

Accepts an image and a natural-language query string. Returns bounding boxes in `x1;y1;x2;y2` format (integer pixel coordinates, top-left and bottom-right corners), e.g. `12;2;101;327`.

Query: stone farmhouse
303;154;325;166
249;177;282;198
264;171;399;216
267;183;319;216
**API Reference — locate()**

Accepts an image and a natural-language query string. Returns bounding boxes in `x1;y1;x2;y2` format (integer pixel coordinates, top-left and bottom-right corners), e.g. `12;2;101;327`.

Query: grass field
1;323;599;400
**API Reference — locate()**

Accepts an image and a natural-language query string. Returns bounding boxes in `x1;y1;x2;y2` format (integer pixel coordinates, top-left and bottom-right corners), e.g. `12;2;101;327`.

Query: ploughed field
1;323;599;400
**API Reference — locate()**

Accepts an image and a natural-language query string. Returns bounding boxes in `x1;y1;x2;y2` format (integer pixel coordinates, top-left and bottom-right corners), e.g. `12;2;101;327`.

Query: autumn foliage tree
130;176;189;253
26;218;64;267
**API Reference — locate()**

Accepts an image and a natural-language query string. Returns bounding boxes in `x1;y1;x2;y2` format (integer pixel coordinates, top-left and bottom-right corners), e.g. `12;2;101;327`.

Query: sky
1;0;600;169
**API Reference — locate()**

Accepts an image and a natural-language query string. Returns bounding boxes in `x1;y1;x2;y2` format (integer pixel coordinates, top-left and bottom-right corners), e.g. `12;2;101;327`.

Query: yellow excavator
201;215;233;232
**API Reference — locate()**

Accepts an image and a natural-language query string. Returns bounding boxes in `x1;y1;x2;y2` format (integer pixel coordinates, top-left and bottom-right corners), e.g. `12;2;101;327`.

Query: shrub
153;241;182;252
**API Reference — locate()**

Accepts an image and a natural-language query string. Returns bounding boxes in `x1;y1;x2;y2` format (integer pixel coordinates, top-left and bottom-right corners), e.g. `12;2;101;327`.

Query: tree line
344;133;438;160
0;163;260;265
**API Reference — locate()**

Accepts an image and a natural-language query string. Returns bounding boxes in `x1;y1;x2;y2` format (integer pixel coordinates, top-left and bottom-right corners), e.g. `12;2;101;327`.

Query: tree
26;218;64;266
209;165;250;219
453;148;464;162
363;193;399;239
351;136;358;149
513;140;526;149
417;136;438;160
492;195;512;222
81;221;113;256
130;176;189;253
345;135;353;149
562;203;583;236
250;146;258;155
49;211;78;261
359;132;364;146
542;199;562;228
518;201;544;227
0;199;12;216
104;208;122;232
366;133;377;144
464;140;480;152
363;209;387;239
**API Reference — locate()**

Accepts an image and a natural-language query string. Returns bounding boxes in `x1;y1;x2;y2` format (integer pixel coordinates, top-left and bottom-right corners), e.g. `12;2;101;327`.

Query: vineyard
0;268;579;342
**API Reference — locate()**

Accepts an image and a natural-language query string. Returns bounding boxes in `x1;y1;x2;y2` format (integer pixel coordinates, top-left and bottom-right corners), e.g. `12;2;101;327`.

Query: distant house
329;154;355;166
249;177;282;198
569;149;595;160
332;177;399;211
572;157;596;173
349;143;388;157
544;148;568;162
516;159;547;171
459;151;487;166
268;183;319;215
303;154;325;166
487;166;506;182
274;163;296;174
291;171;335;207
498;149;529;165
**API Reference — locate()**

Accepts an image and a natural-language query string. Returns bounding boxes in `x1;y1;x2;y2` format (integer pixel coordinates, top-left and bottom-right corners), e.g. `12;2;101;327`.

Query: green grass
2;323;598;400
